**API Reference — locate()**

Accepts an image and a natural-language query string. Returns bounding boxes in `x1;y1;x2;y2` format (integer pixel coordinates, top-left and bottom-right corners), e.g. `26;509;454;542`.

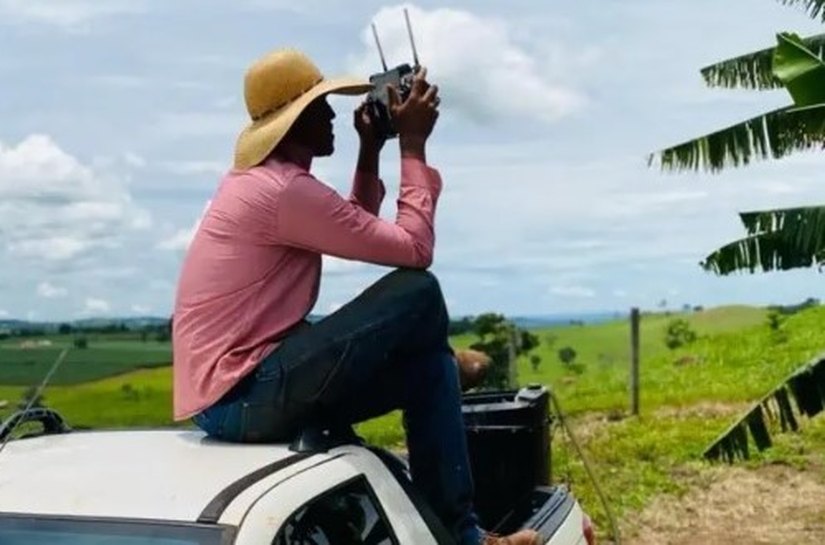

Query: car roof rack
0;408;72;442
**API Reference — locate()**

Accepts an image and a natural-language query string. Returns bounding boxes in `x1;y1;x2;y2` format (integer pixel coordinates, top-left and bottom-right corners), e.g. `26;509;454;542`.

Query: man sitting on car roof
171;48;540;545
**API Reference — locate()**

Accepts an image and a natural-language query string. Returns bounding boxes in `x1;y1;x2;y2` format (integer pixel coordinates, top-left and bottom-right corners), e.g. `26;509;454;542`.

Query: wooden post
630;307;640;416
508;327;518;388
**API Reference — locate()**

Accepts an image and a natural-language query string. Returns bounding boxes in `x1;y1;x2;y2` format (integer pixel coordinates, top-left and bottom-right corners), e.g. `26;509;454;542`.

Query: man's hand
354;102;386;154
387;67;440;161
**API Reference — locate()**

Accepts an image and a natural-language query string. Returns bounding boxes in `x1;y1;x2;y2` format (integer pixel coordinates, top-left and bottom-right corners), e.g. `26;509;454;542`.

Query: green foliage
704;356;825;462
530;354;542;373
558;346;577;365
664;319;697;350
73;337;88;349
651;18;825;276
466;313;540;390
702;206;825;274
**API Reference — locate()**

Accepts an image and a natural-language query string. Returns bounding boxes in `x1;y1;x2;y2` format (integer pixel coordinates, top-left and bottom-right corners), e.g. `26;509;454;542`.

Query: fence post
630;307;640;416
508;327;519;388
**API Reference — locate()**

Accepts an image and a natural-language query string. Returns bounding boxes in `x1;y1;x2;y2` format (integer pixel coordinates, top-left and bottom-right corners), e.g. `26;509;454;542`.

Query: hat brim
234;77;372;170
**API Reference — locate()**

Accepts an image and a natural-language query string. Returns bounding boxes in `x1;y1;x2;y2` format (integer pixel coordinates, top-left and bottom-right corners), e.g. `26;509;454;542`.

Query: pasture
2;304;825;542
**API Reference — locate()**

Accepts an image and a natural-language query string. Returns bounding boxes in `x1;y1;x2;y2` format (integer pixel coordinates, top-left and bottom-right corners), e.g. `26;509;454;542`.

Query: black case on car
461;385;552;530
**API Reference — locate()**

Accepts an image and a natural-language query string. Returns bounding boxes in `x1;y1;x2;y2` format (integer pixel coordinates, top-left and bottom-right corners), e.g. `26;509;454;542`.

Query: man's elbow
411;244;433;269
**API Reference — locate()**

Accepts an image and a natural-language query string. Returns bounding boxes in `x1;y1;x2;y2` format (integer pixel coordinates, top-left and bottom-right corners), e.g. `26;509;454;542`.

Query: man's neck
270;141;314;171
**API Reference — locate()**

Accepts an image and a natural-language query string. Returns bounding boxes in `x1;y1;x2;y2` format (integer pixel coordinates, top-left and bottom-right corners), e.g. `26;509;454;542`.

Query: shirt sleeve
277;157;442;269
348;170;385;216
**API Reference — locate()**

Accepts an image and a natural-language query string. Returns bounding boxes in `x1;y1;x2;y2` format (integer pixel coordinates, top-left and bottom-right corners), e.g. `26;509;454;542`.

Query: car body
0;421;592;544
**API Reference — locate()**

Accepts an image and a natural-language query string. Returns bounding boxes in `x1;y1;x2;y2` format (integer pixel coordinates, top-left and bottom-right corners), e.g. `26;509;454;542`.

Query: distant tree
665;319;697;350
530;354;542;373
155;331;170;343
58;323;73;335
558;346;577;366
448;317;474;336
473;313;507;339
693;305;705;313
73;336;88;349
682;304;692;313
469;313;540;390
140;330;149;342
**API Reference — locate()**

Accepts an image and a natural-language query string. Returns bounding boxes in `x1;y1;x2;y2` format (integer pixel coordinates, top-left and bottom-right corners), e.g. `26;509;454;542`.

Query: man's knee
386;268;442;299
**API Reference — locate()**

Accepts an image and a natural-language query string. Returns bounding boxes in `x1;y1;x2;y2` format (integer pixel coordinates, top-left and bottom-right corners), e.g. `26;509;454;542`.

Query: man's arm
348;142;386;215
279;158;441;269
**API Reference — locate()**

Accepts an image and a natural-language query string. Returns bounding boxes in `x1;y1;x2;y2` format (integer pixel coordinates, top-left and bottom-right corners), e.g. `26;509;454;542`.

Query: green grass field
2;304;825;541
0;335;171;385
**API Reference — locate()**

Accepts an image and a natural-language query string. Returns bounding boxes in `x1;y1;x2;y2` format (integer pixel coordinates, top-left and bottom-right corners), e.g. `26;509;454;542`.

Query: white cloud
131;304;151;314
161;161;227;176
123;152;147;168
157;201;211;251
37;281;68;299
613;289;628;298
352;4;586;124
0;135;151;261
83;298;110;314
550;285;596;298
0;0;144;28
0;309;9;318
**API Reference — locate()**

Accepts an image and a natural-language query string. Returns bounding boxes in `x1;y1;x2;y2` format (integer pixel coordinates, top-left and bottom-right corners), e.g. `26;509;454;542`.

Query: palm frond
701;33;825;90
650;104;825;172
704;355;825;463
701;205;825;275
780;0;825;21
773;32;825;105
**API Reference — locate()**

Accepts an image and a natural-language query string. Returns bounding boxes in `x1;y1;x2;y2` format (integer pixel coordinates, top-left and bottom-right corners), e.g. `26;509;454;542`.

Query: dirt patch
624;463;825;545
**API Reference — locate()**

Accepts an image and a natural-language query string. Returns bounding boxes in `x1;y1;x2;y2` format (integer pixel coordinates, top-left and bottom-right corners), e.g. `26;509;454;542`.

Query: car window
274;476;397;545
0;516;231;545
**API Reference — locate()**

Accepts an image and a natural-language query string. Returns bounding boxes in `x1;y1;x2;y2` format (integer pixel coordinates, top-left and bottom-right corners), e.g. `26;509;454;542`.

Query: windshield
0;516;232;545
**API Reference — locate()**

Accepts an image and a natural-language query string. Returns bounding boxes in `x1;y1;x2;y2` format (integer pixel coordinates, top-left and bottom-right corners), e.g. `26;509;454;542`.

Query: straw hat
233;49;372;169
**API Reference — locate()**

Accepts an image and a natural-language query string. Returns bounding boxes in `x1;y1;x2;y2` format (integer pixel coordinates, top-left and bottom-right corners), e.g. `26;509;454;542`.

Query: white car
0;394;595;545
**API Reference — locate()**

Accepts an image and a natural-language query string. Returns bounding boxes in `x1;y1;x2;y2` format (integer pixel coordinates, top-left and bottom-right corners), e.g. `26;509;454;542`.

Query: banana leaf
773;32;825;104
701;33;825;89
701;206;825;274
653;31;825;173
781;0;825;21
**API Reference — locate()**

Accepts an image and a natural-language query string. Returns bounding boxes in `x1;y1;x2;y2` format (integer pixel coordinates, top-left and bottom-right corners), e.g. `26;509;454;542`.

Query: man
172;48;540;545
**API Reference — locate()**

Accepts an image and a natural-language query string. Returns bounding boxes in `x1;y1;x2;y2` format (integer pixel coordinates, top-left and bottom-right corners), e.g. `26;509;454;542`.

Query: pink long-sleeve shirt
172;148;442;420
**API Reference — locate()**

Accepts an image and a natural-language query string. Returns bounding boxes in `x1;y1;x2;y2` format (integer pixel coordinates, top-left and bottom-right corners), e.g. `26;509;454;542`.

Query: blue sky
2;0;825;321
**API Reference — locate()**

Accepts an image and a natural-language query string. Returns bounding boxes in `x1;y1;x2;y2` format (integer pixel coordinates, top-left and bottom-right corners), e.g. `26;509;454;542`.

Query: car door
233;448;438;545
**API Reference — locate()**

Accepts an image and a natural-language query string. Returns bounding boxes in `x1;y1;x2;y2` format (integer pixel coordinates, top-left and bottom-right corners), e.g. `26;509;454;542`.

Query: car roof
0;429;334;522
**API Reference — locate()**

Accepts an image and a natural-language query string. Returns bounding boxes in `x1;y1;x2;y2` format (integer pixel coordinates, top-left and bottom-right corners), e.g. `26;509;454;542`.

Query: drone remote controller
366;9;421;140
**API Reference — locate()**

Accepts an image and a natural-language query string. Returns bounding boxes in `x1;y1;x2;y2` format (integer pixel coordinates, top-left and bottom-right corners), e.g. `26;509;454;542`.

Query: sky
2;0;825;321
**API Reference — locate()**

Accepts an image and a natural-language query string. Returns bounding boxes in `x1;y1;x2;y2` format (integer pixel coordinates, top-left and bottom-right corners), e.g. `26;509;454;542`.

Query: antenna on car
0;348;70;455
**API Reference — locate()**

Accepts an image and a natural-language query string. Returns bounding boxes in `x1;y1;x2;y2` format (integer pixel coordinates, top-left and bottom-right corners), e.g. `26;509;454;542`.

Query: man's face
289;96;336;157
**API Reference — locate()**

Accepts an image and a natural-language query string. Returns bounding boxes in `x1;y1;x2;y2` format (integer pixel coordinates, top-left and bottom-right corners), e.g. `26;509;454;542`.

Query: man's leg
240;268;482;544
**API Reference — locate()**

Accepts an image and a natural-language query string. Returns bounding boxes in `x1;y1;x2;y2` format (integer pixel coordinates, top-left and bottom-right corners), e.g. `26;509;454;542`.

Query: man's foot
482;529;542;545
454;348;490;391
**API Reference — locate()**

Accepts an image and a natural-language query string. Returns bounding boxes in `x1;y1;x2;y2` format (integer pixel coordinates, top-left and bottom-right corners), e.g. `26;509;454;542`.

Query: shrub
664;318;697;350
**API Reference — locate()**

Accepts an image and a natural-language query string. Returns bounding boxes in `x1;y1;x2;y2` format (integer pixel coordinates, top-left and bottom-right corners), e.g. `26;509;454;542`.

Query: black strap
197;452;313;523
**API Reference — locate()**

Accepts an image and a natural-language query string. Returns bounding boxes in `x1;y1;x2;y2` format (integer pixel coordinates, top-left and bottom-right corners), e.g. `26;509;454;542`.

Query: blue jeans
193;269;483;545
